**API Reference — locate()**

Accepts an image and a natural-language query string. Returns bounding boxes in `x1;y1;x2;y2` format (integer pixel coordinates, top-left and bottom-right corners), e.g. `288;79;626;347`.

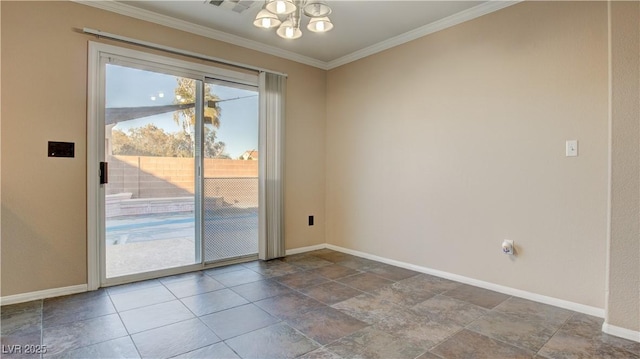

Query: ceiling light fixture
254;0;333;40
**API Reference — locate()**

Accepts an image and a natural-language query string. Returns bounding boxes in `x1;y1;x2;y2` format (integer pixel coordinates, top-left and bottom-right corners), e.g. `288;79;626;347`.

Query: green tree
173;78;222;130
112;125;191;157
204;126;230;159
111;124;230;158
112;78;229;158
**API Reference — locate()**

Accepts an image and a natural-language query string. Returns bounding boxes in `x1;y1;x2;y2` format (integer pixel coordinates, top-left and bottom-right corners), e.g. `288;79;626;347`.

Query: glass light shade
307;17;333;32
276;21;302;39
253;9;281;29
303;1;331;17
266;0;296;15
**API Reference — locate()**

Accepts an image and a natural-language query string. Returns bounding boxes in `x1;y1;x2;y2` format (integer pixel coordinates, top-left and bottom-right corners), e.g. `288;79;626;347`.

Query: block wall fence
107;155;259;199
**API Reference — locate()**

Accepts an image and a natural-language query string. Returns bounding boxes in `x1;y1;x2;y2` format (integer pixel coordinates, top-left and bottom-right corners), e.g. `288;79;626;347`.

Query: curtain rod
82;28;288;77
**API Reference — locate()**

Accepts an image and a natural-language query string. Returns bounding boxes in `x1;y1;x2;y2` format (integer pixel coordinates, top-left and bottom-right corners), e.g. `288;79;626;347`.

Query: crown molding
72;0;521;71
72;0;329;70
326;0;523;70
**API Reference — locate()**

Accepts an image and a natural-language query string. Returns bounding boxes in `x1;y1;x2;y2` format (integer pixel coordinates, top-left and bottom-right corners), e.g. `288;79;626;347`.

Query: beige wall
326;1;609;308
0;1;326;296
607;1;640;332
2;0;638;336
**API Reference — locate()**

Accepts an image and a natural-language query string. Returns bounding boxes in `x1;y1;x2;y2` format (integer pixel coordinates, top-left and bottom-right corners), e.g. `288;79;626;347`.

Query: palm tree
173;78;222;132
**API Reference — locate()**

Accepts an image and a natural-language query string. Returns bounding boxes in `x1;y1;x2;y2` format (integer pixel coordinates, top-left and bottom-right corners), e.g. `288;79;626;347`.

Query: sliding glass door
103;63;203;280
93;44;261;286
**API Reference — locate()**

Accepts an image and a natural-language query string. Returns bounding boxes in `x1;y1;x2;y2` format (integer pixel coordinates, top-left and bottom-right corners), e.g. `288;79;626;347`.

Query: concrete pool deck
105;211;258;278
106;237;196;278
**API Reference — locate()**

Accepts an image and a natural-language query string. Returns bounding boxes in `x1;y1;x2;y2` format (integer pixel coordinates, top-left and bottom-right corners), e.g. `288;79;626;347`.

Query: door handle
99;162;108;184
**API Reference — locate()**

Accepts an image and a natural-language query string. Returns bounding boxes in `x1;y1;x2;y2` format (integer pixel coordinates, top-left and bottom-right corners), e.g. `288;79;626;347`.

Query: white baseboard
0;284;88;306
603;323;640;343
1;242;610;324
325;244;605;318
285;243;327;256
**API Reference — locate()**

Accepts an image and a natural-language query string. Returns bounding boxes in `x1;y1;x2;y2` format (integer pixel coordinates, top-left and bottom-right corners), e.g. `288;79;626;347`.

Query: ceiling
79;1;518;69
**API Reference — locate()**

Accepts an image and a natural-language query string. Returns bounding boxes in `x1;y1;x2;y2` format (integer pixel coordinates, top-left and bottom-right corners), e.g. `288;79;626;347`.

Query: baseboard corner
285;243;327;256
603;322;640;343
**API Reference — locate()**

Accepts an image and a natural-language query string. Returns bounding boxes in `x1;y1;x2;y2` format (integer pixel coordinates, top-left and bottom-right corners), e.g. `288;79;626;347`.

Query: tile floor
2;249;639;359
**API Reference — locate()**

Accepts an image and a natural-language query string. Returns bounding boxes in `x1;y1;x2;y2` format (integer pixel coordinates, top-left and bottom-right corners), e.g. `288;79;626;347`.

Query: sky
105;64;258;159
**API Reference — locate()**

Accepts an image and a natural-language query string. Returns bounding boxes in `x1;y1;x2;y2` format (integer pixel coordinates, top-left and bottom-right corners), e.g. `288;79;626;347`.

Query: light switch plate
566;140;578;157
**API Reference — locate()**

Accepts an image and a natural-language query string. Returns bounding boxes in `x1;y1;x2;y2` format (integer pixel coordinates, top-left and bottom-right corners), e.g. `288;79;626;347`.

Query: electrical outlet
502;239;514;255
308;215;314;226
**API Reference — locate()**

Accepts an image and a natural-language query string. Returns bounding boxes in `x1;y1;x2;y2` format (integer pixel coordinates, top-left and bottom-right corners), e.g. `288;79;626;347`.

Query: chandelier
253;0;333;40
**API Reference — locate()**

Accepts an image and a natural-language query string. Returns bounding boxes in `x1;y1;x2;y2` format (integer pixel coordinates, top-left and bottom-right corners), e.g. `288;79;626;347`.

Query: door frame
87;42;259;289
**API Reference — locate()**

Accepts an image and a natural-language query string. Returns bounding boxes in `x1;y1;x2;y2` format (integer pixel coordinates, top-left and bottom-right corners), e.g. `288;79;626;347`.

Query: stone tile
442;284;510;309
206;269;265;287
163;275;225;298
119;300;194;334
159;271;209;285
310;250;355;263
306;264;361;280
411;295;487;326
225;323;319;359
337;257;383;272
200;303;280;340
106;279;162;296
494;297;573;326
550;313;640;356
131;318;220;359
1;300;43;336
467;311;560;352
203;263;247;276
273;271;329;290
369;305;421;331
371;314;461;350
42;314;128;356
43;294;115;328
254;292;326;321
44;289;108;305
229;279;294;302
368;282;436;307
300;281;363;305
109;285;176;312
415;352;444;359
367;263;420;281
297;347;343;359
244;260;301;278
557;313;604;338
331;293;398;324
180;289;248;316
431;329;535;359
538;330;640;359
326;326;426;359
286;306;368;345
394;274;460;294
45;336;140;359
283;255;333;270
337;272;394;293
172;342;240;359
1;329;42;359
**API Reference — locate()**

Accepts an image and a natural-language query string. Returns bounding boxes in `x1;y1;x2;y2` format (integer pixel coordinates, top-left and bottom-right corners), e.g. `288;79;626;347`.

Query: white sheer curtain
258;72;286;260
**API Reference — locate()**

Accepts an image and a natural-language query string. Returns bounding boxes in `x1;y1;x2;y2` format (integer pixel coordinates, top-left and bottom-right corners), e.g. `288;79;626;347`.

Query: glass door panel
202;79;259;263
104;63;201;278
